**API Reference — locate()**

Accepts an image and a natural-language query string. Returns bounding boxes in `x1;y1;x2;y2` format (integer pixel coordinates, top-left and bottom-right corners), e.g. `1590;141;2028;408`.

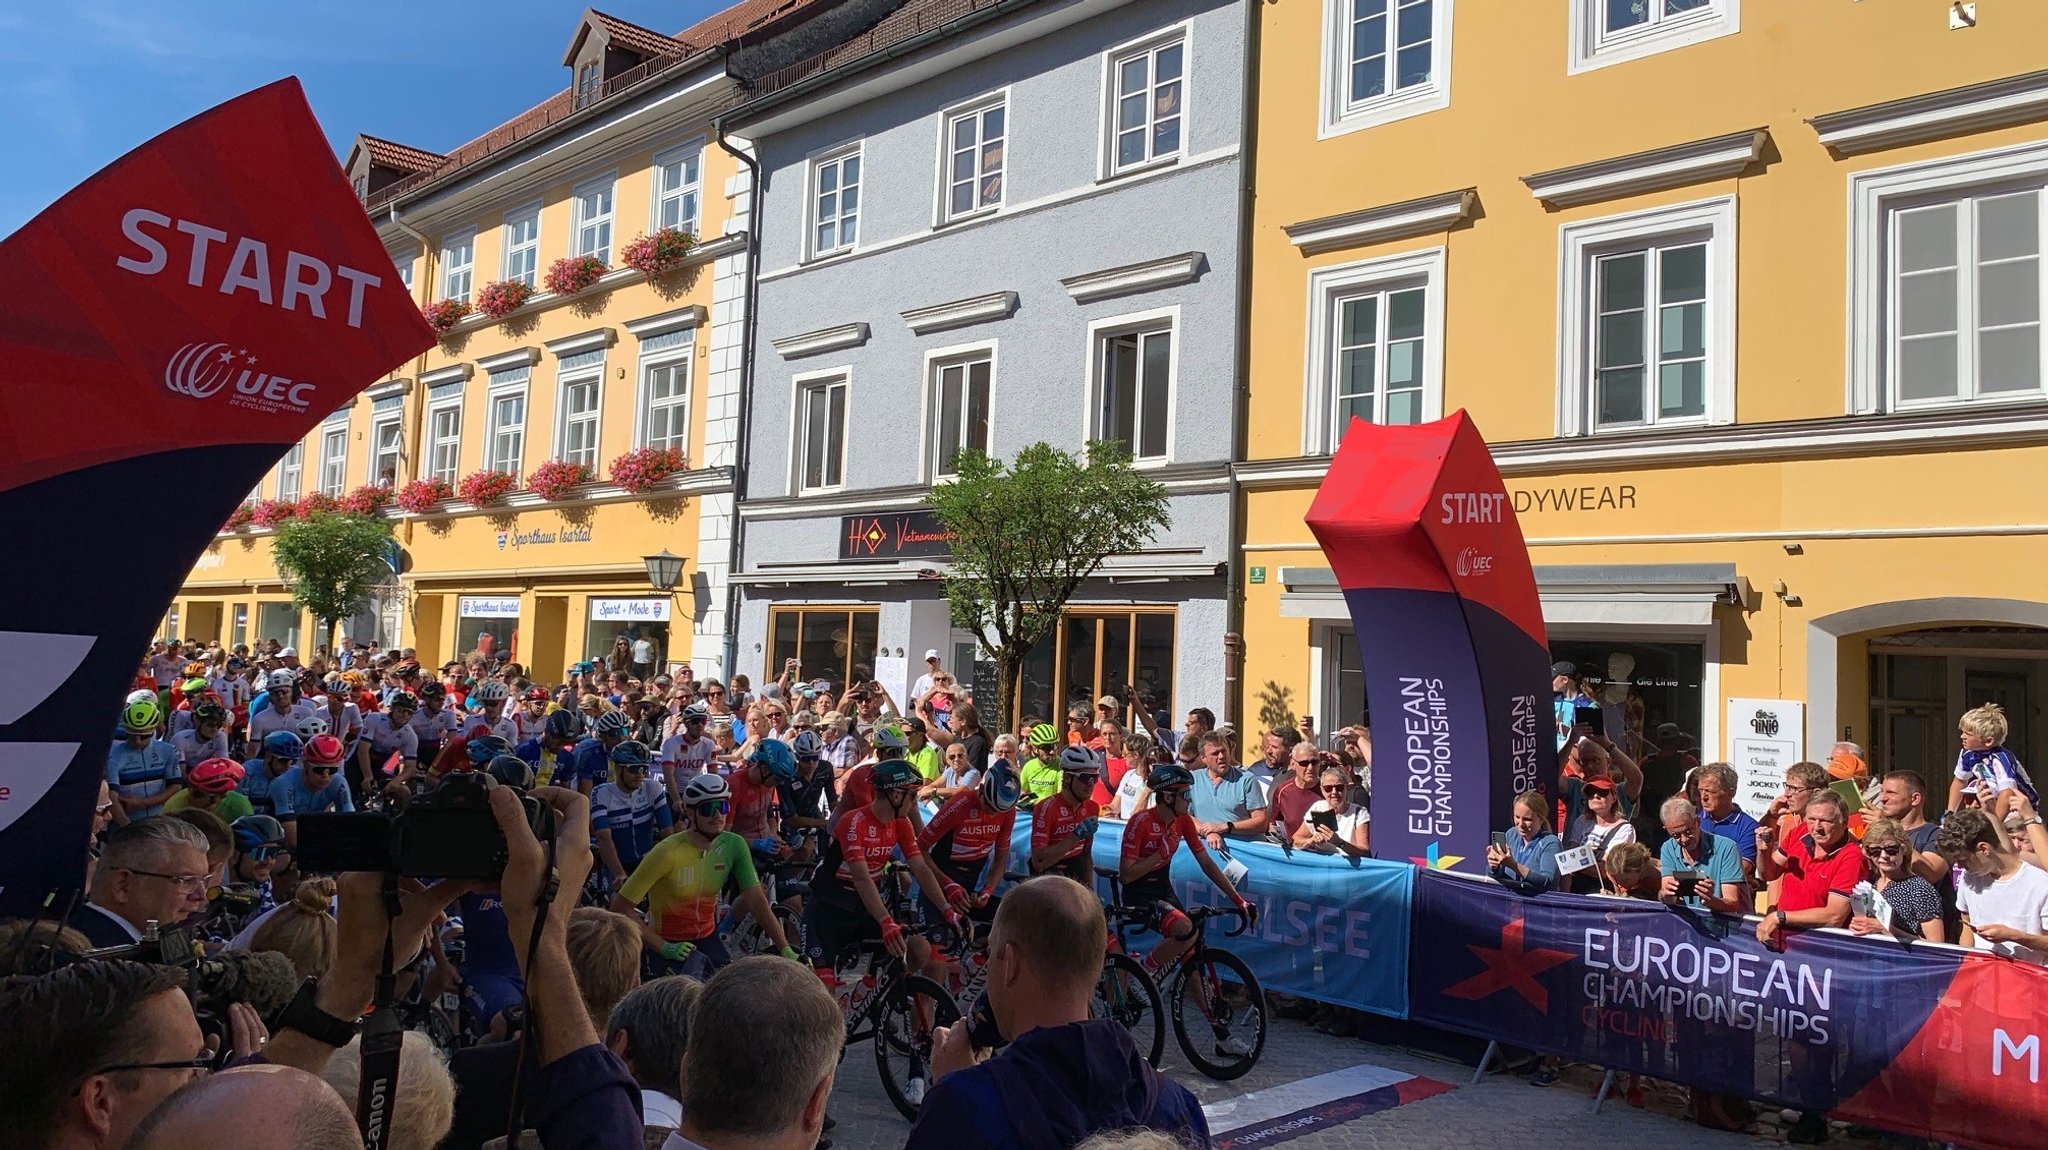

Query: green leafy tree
926;442;1169;724
269;512;395;649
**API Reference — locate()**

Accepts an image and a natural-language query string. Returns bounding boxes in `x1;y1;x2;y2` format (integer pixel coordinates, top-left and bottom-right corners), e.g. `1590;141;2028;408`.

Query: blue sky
0;1;729;233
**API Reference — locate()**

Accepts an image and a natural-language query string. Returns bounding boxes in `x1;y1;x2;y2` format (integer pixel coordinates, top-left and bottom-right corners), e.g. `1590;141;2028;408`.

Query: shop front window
256;602;301;652
768;606;879;691
1546;638;1704;762
1015;609;1175;729
585;599;673;676
457;596;521;665
232;604;249;651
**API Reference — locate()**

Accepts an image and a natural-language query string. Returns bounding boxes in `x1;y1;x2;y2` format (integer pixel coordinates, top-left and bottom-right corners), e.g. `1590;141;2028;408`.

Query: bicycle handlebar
1189;904;1252;937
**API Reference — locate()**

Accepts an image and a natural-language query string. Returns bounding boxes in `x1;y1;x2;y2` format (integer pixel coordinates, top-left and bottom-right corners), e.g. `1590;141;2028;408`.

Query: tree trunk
996;644;1020;734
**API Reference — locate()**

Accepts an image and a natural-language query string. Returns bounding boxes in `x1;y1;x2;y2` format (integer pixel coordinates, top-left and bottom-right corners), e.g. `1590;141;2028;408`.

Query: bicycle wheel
731;903;804;957
1093;951;1166;1068
1170;947;1267;1080
875;974;961;1121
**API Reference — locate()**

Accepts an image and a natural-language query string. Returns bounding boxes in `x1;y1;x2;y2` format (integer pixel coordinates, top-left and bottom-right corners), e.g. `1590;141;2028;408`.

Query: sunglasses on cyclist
693;800;731;818
308;766;338;776
245;846;282;861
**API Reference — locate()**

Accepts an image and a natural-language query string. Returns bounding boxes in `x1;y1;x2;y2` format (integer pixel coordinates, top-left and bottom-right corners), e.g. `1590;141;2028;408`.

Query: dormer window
576;61;601;108
563;10;685;112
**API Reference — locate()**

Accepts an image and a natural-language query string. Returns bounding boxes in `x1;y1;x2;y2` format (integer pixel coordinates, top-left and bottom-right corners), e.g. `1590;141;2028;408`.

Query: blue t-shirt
107;739;183;814
269;765;356;819
1189;765;1267;827
1698;803;1760;864
1659;828;1746;907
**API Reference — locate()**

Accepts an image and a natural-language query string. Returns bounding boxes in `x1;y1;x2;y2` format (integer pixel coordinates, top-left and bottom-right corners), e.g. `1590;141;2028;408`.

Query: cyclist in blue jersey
567;710;632;797
269;734;355;846
107;696;182;823
516;708;585;787
239;731;302;818
593;740;675;893
455;887;524;1039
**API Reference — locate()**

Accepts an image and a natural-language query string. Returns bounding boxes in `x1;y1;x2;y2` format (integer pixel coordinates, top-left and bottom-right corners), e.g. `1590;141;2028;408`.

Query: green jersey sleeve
716;832;760;891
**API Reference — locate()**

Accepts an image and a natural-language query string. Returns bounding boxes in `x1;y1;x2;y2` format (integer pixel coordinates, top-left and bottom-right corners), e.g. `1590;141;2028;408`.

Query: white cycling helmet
126;688;159;707
472;680;509;703
266;669;298;690
682;773;731;805
295;714;330;741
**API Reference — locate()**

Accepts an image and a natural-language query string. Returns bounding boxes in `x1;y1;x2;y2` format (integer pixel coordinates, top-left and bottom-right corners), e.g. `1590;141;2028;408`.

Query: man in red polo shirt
1756;790;1866;950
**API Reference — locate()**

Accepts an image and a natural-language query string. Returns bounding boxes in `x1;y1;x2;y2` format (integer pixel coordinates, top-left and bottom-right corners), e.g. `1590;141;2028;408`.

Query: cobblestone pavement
815;1015;1861;1149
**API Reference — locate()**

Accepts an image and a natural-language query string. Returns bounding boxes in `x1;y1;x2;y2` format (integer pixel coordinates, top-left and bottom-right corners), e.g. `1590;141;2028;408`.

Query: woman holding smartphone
1291;766;1370;857
1487;790;1562;895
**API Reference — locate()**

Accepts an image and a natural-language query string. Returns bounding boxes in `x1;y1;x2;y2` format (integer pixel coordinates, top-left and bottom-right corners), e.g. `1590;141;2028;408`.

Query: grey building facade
727;0;1247;725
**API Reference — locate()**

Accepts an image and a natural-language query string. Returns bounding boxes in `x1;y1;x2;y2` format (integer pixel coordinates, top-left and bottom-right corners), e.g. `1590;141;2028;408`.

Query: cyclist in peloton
246;669;315;743
1119;762;1258;1056
169;701;231;772
1020;722;1065;801
831;720;925;834
409;679;460;766
566;710;633;797
453;754;541;1040
238;730;302;818
593;739;674;896
517;707;584;787
783;729;836;850
731;738;796;863
356;689;420;796
1030;745;1103;884
613;772;800;979
920;761;1022;916
226;814;287;923
462;679;520;743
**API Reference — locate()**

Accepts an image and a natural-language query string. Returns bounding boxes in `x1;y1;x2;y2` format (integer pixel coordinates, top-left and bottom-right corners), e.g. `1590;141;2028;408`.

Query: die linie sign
840;510;956;561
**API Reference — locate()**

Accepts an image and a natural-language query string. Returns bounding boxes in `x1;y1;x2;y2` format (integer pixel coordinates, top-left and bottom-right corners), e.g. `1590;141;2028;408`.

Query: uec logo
163;342;315;411
1455;547;1494;577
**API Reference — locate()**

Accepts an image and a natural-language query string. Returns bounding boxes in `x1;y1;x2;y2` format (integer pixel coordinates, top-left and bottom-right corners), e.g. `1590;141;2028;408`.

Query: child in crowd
1949;702;2039;812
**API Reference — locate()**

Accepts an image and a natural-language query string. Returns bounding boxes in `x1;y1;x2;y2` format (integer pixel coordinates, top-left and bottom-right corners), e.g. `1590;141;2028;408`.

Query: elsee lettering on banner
116;208;382;328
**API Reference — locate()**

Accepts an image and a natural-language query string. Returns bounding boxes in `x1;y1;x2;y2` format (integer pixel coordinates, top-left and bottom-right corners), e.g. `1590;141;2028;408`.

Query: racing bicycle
1099;867;1268;1080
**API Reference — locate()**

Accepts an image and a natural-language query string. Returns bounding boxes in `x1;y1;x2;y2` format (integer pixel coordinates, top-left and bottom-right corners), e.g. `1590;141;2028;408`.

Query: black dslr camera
296;773;555;878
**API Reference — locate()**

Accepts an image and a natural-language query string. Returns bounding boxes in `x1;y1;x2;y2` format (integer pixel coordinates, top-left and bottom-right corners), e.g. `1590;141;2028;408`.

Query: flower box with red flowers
527;459;594;502
395;477;454;514
295;492;339;517
250;499;298;529
475;279;535;319
224;503;256;532
422;298;471;333
621;228;697;278
340;485;394;516
544;255;608;296
608;446;688;494
459;469;517;507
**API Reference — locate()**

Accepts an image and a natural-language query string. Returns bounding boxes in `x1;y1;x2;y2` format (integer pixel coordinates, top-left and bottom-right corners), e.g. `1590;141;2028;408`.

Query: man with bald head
125;1063;360;1149
905;876;1207;1150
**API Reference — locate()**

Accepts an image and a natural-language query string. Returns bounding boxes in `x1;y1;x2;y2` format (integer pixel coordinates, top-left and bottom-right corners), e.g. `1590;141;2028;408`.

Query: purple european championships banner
1405;870;1962;1110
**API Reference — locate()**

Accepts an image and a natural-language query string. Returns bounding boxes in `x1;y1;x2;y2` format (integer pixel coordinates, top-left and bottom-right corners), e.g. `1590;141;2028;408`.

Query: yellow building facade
172;11;754;682
1241;0;2048;788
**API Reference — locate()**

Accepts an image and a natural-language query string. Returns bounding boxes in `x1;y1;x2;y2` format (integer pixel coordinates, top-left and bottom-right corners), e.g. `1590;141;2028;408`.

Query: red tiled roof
590;10;689;58
358;135;445;173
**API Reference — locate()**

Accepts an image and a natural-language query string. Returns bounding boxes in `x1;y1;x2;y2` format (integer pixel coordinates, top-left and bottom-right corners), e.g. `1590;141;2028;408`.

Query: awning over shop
1280;562;1745;628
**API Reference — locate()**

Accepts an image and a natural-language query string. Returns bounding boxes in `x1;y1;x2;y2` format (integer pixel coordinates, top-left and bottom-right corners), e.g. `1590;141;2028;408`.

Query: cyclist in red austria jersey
1121;763;1255;975
918;761;1022;913
807;758;971;985
1030;745;1103;884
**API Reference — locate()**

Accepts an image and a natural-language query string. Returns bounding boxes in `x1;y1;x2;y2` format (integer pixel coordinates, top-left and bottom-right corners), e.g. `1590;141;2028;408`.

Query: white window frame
806;144;863;262
440;229;475;303
369;413;403;486
576;60;600;108
651;142;704;235
636;346;693;453
1556;195;1737;437
935;91;1009;226
277;442;304;503
1082;306;1180;466
1319;0;1454;139
554;356;606;469
1100;24;1191;180
427;397;462;486
1848;139;2048;415
920;341;997;481
572;174;617;264
502;203;541;288
791;367;852;495
485;371;530;479
1569;0;1738;75
1303;247;1446;454
319;425;349;496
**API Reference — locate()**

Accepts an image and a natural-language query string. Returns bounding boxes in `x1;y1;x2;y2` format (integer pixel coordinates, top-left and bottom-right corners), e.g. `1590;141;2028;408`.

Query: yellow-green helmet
1027;722;1061;748
122;696;162;734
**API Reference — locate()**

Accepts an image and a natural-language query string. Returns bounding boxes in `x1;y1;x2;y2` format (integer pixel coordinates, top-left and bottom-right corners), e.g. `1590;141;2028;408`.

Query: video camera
81;920;298;1067
295;771;554;878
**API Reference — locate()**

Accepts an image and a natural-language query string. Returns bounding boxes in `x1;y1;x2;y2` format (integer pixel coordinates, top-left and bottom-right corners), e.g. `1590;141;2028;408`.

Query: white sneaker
1214;1032;1254;1057
905;1076;928;1106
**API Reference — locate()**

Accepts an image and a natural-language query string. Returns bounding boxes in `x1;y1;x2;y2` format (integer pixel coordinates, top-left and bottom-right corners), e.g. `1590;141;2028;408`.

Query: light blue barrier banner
994;810;1413;1018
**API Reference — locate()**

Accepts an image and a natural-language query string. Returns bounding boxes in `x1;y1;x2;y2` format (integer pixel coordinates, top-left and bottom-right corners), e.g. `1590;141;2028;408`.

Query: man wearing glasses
267;735;356;849
72;818;213;948
1268;742;1326;840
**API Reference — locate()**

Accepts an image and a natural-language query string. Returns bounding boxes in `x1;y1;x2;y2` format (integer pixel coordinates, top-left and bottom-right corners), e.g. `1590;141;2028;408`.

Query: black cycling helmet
386;690;418;711
192;701;228;726
1145;763;1194;791
416;680;447;700
544;709;583;741
485;754;535;790
609;740;652;769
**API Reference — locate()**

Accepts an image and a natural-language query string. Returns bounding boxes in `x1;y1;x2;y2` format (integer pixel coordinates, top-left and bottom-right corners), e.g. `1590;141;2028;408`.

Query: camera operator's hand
329;870;479;1016
489;784;599;1066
